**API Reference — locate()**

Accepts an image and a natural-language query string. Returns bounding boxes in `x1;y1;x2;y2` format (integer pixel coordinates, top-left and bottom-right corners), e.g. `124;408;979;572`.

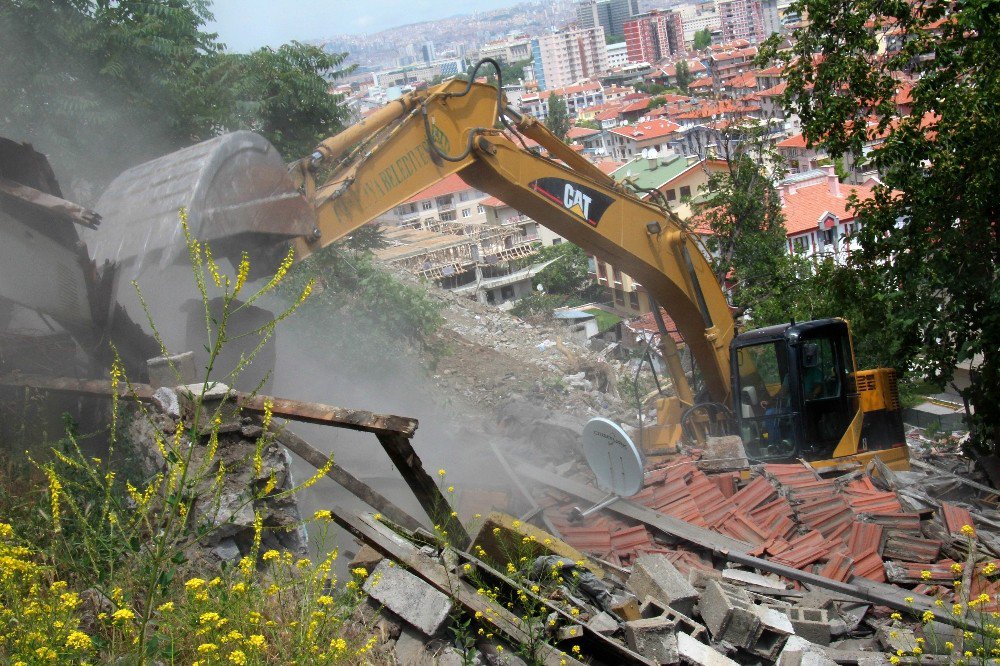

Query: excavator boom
299;78;735;407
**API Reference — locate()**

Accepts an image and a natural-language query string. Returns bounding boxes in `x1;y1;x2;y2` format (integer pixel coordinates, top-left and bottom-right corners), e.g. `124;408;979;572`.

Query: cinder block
778;636;837;666
612;596;642;621
624;617;679;664
363;560;452;636
641;596;707;640
627;554;699;617
587;611;619;635
699;580;761;649
677;631;741;666
147;351;197;388
786;607;831;646
751;606;794;661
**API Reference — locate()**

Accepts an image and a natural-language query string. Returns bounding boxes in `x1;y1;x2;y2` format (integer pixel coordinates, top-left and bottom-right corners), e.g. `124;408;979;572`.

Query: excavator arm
295;73;735;409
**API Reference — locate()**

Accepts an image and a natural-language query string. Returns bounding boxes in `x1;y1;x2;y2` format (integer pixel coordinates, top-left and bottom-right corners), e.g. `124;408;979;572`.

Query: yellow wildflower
352;567;369;577
961;524;975;537
945;641;954;650
438;469;446;476
922;611;934;623
247;634;266;649
229;650;247;665
186;578;207;591
262;549;280;562
952;562;964;574
921;570;932;580
198;643;218;653
112;608;135;623
572;645;581;654
318;595;334;607
890;612;902;621
313;509;332;521
65;631;92;650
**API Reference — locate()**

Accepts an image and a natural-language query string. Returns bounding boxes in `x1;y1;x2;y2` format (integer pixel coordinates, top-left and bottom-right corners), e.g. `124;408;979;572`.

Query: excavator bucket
84;131;315;279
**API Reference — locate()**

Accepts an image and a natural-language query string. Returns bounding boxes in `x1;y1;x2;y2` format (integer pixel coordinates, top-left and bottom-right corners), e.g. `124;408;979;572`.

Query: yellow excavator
86;59;908;470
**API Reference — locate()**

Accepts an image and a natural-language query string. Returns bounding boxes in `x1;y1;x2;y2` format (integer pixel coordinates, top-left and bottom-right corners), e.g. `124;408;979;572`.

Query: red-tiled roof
621;98;652;113
479;196;507;208
592;159;625;174
689;77;715;89
609;119;681;141
567;126;600;139
403;173;472;203
776;133;808;148
782;180;876;234
757;82;788;97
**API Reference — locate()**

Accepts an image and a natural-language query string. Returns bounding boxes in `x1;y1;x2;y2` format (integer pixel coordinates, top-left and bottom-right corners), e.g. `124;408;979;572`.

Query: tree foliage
693;28;713;51
545;93;570;142
769;0;1000;446
675;60;692;92
0;0;350;190
531;243;593;296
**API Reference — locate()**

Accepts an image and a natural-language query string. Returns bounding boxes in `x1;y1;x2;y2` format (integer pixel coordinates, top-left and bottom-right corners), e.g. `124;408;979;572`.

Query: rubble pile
126;382;306;567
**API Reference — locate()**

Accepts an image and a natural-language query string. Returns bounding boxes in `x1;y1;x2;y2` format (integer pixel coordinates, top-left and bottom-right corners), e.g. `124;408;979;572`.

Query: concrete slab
364;560;453;636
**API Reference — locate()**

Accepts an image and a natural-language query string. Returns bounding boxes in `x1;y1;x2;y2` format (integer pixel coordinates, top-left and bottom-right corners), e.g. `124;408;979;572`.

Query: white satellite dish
570;418;644;521
581;417;645;497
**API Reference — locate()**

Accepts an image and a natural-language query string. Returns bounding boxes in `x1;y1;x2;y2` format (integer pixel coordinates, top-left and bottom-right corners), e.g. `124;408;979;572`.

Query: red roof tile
609;119;681;141
403;173;473;204
781;179;876;235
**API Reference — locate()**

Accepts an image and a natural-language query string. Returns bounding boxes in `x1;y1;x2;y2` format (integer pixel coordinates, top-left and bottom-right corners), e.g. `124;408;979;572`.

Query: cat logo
528;177;613;227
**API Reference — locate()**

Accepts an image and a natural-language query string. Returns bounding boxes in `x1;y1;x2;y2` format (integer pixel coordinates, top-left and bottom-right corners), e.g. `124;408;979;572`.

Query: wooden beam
376;432;470;549
270;426;423;533
238;393;417;437
0;176;101;229
331;508;589;666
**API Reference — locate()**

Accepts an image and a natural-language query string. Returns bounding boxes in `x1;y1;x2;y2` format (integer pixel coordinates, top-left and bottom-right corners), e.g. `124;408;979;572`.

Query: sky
207;0;520;52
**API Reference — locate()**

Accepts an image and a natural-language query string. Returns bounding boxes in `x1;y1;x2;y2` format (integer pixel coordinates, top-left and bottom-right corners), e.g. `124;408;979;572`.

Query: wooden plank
270;426;423;533
0;176;101;229
376;432;470;549
515;463;754;554
330;508;589;666
0;375;418;437
238;394;417;437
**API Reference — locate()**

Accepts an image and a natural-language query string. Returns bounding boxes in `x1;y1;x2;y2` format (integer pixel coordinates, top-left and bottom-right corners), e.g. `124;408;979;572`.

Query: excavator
74;59;908;470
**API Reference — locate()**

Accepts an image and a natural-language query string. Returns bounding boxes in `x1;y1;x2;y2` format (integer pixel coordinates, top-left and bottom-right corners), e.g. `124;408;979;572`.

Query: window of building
459;191;469;202
440;211;456;221
614;288;626;305
461;208;471;218
477;204;484;214
666;189;677;201
792;236;810;253
422;200;433;211
822;228;835;246
628;290;640;310
680;185;691;199
552;238;562;245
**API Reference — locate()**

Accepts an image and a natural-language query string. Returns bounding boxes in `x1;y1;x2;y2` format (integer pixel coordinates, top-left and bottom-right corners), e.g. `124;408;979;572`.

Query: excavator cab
731;319;858;462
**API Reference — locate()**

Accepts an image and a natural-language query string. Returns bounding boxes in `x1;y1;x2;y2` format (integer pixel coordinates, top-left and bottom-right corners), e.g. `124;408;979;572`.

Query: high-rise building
531;26;609;90
608;0;641;37
420;41;436;64
623;10;686;63
716;0;765;43
577;0;611;35
576;0;639;37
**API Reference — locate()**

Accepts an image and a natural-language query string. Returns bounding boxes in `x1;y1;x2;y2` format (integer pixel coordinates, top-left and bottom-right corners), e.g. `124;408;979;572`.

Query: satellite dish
581;417;644;498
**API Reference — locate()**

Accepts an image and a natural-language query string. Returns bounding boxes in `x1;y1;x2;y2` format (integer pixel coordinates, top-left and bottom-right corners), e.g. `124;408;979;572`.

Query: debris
677;631;740;666
626;554;699;617
623;617;679;664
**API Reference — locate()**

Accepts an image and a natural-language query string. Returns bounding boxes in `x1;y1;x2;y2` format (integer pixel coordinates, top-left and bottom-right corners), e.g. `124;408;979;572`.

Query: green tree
231;42;352;160
675;59;693;92
606;34;625;45
693;28;713;51
545;93;570;142
699;141;794;321
532;243;593;296
770;0;1000;447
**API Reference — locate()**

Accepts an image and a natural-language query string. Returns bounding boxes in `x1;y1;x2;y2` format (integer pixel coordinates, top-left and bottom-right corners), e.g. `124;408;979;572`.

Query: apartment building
531;26;609;90
518;81;605;120
716;0;765;43
577;0;641;38
623;10;686;64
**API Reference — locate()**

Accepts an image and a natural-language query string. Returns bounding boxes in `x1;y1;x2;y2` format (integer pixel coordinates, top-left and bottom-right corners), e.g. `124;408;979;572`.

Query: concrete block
363;560;452;636
350;544;384;573
677;631;741;666
612;596;642;621
627;554;699;617
147;351;197;388
587;611;619;635
688;568;723;589
778;636;837;666
875;624;917;654
469;512;602;579
751;605;794;661
623;617;679;664
699;580;761;649
786;607;831;646
641;596;707;640
556;624;584;642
